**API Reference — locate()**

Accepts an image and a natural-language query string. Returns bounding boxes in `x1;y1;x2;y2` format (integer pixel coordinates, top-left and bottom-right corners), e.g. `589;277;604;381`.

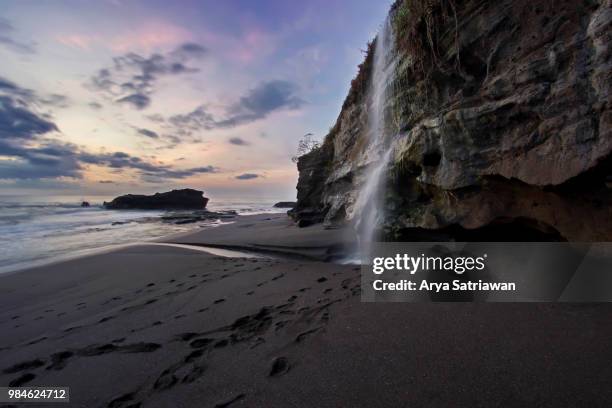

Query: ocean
0;195;288;274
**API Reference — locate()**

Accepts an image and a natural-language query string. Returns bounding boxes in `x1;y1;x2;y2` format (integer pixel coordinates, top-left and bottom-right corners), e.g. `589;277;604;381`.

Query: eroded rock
292;0;612;241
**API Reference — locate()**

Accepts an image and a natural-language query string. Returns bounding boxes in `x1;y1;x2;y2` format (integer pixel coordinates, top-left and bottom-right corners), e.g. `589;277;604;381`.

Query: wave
0;198;288;274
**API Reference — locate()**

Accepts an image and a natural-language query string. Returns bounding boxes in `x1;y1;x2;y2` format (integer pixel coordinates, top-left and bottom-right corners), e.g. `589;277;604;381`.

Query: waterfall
352;16;398;262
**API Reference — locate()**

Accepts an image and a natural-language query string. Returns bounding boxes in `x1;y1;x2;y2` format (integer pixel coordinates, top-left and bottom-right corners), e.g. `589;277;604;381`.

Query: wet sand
1;214;612;407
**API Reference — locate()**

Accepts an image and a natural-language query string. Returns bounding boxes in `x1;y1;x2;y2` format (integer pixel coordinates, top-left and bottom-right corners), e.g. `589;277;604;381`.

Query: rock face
104;189;209;210
292;0;612;241
273;201;297;208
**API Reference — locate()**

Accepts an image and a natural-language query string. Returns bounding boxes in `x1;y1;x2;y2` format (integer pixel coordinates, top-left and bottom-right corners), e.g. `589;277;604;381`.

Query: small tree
291;133;320;163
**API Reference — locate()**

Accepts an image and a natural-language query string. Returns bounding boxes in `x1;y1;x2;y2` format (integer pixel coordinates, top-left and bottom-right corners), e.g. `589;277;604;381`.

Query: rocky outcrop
161;210;236;224
273;201;297;208
104;189;209;210
292;0;612;241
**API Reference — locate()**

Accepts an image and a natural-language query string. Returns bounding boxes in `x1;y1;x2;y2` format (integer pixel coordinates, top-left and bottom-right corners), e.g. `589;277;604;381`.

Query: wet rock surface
161;210;237;225
104;189;209;210
292;0;612;241
273;201;297;208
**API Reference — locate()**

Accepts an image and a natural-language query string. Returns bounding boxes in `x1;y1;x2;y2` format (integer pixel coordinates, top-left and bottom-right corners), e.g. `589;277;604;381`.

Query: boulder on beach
80;201;90;207
273;201;297;208
104;189;209;210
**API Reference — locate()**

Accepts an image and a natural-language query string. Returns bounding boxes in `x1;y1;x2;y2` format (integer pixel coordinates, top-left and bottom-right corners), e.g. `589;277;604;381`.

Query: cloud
78;150;219;179
169;105;215;131
89;101;103;110
167;80;303;136
0;140;82;179
228;137;249;146
0;76;72;141
0;95;58;140
99;180;114;184
146;113;165;123
90;42;207;110
235;173;259;180
136;128;159;139
223;80;303;126
0;76;34;100
117;93;151;109
0;17;35;54
83;150;217;179
0;76;216;182
172;42;207;59
0;139;219;181
40;94;70;109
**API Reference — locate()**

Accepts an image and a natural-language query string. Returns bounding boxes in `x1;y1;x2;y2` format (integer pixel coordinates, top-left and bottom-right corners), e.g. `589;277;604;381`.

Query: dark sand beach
1;214;612;407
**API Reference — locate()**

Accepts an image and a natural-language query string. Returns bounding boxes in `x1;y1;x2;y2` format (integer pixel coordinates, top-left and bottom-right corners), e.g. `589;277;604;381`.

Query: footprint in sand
214;393;245;408
295;328;321;343
182;365;206;384
269;357;290;377
3;359;45;374
9;372;36;387
213;339;229;348
47;351;73;370
26;336;47;346
107;391;138;408
189;338;213;349
184;349;205;363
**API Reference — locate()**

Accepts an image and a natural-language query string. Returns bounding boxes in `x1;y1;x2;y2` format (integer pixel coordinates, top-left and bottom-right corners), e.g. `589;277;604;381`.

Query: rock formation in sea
273;201;297;208
291;0;611;241
104;189;209;210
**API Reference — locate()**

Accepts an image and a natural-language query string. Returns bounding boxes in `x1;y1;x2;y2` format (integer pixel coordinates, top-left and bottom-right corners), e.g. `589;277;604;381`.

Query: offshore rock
104;189;209;210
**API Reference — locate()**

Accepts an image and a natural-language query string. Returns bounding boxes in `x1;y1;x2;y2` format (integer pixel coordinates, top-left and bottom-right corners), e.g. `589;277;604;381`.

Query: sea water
0;195;287;274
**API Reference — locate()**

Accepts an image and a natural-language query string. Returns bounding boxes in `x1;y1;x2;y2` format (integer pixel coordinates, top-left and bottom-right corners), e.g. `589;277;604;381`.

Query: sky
0;0;390;200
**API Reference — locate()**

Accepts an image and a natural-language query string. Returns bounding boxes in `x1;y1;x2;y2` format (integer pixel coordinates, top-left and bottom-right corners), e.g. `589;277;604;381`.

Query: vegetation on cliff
293;0;611;241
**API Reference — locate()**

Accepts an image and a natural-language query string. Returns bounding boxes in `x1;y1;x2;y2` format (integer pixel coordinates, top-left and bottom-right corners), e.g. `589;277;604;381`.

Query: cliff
292;0;611;241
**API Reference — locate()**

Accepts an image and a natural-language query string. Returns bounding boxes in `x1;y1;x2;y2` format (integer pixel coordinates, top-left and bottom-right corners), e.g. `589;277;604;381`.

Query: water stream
352;16;398;262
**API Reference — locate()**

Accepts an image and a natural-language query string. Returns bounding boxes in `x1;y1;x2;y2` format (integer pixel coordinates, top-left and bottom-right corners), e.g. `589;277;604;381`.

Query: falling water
352;16;398;262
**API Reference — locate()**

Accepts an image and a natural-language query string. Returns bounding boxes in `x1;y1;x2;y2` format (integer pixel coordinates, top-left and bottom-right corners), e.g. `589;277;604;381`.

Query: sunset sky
0;0;390;200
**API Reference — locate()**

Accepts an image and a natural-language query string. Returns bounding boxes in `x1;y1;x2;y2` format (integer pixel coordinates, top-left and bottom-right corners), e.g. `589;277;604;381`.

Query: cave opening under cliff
393;216;567;242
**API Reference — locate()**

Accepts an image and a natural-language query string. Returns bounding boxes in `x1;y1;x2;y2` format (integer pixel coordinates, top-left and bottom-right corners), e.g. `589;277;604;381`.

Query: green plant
392;0;460;78
291;133;321;163
343;39;375;111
